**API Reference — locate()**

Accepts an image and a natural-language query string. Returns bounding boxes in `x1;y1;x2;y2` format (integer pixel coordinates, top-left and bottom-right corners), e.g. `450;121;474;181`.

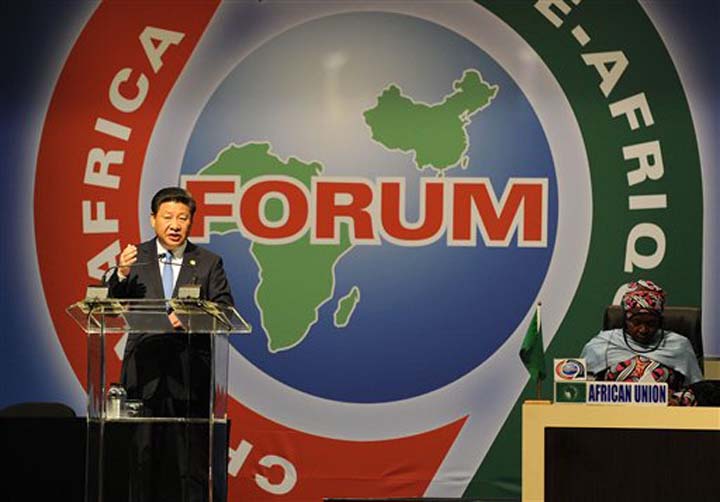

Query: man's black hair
151;187;196;216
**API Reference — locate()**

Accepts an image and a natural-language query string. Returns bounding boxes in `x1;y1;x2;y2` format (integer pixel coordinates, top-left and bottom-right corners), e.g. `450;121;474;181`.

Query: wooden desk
522;402;720;502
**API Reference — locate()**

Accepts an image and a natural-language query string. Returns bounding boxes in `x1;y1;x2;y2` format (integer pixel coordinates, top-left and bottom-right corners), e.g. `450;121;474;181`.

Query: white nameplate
586;381;668;406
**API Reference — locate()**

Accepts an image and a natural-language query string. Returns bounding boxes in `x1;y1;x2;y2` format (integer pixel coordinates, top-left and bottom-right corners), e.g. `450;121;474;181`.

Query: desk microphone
88;254;175;299
99;256;170;286
159;254;201;299
87;254;200;301
86;258;160;301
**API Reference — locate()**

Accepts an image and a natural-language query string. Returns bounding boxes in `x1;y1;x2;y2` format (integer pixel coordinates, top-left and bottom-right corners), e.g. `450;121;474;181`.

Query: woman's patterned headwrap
621;280;666;317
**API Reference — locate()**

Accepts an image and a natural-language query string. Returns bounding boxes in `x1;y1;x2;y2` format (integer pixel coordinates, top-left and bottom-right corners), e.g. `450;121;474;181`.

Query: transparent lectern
67;298;251;502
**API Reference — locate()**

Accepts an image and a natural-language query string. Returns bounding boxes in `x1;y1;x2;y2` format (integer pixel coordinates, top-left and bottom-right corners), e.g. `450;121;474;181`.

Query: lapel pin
189;259;196;266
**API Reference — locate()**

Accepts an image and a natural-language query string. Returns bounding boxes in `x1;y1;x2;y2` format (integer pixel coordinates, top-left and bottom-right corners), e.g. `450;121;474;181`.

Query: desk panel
521;402;720;502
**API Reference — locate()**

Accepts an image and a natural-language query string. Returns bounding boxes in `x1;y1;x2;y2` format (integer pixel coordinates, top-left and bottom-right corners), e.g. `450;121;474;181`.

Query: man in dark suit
107;186;234;501
109;186;234;417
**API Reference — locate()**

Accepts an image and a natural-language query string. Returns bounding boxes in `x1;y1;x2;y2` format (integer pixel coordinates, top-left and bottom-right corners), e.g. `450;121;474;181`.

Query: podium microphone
179;258;201;299
158;254;201;299
85;257;163;301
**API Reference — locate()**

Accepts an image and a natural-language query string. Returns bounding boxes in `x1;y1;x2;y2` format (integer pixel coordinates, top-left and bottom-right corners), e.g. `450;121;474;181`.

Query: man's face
625;312;662;345
151;201;192;250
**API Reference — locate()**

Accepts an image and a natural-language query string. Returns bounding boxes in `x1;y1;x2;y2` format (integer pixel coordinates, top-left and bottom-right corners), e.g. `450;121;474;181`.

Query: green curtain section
466;0;702;497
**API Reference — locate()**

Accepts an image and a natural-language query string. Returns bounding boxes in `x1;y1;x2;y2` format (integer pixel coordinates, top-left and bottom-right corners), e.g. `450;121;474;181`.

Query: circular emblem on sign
555;359;586;380
182;12;558;403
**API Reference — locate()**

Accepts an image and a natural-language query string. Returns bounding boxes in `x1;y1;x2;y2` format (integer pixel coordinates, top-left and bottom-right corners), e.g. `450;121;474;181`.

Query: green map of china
196;69;497;352
364;69;499;173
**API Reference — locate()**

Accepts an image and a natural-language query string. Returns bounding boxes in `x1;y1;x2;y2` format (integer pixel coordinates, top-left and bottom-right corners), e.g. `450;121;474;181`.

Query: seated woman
581;280;703;401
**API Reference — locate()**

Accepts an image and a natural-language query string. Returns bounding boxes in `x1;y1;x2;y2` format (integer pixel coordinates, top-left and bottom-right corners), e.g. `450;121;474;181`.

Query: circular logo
182;12;558;403
555;359;586;380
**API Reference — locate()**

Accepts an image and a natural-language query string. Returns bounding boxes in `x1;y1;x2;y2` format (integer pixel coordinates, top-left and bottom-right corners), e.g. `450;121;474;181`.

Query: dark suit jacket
107;238;234;417
108;238;233;305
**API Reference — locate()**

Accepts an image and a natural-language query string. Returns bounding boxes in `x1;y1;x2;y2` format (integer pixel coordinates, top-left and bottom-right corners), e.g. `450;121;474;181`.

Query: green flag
519;303;546;381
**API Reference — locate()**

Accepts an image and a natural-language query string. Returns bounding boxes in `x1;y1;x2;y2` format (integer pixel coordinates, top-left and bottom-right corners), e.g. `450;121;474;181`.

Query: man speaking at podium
107;186;234;501
109;186;234;417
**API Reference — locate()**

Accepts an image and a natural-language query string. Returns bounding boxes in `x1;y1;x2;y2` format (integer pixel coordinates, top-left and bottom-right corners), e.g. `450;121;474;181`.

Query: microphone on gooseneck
180;258;201;299
187;259;201;299
157;254;194;274
86;258;156;301
100;258;162;287
157;253;201;299
99;251;179;290
189;259;198;286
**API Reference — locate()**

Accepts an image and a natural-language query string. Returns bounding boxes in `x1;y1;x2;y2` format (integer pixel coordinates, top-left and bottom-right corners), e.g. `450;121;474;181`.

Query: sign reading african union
31;0;703;500
587;382;669;406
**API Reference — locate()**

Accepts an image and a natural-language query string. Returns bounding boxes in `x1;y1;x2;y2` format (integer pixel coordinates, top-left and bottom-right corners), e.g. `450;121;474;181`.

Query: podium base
87;420;229;502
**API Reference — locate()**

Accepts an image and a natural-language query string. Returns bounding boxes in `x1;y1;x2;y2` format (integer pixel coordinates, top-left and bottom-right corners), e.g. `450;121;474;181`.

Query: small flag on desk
555;382;587;403
520;303;546;383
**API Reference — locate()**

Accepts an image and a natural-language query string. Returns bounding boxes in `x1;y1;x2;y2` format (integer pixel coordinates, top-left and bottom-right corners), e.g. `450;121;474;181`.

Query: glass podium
67;299;251;502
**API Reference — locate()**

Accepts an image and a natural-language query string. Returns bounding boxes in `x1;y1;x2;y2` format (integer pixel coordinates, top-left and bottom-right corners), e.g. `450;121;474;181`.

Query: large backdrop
2;1;718;500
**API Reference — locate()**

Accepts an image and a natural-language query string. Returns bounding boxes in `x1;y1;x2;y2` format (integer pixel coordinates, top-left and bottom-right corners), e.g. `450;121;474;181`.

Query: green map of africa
196;69;498;352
